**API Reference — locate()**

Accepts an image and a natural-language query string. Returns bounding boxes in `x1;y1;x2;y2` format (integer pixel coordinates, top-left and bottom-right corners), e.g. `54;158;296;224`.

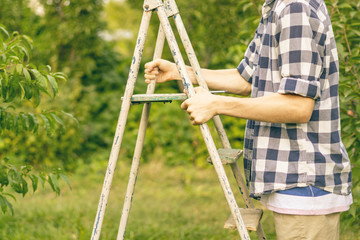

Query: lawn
0;160;357;240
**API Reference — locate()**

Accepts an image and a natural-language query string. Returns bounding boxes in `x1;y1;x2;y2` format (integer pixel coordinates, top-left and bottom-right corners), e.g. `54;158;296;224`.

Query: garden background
0;0;359;239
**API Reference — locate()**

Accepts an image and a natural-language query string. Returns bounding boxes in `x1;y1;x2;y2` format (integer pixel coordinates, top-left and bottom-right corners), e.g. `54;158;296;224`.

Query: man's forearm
185;66;251;96
214;93;315;123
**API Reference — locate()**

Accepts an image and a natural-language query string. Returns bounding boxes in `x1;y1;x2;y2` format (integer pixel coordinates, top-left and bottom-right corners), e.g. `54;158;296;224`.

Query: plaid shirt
237;0;352;197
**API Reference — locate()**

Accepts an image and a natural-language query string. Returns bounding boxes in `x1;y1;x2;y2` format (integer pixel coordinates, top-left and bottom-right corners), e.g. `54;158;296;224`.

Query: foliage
0;161;276;239
0;157;71;215
0;0;358;230
0;26;69;134
0;25;74;214
0;0;125;170
325;0;360;231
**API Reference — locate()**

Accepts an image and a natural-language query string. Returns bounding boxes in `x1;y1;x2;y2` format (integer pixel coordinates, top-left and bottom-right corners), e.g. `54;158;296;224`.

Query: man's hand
181;87;218;125
144;59;180;84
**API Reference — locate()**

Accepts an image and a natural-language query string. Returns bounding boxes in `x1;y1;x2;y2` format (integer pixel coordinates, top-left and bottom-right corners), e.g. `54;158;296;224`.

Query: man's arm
144;59;251;96
186;67;251;96
181;87;315;125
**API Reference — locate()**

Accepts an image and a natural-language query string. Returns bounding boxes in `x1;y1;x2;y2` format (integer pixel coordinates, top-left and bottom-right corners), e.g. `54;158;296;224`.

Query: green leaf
18;45;30;61
30;68;48;91
38;174;46;188
61;111;79;126
53;72;68;82
40;114;51;134
3;69;9;86
0;195;7;214
21;177;28;197
59;173;72;190
0;25;10;39
337;3;353;9
47;75;58;97
2;192;16;201
20;35;33;50
0;167;9;187
18;82;25;100
48;173;60;195
27;113;39;133
22;82;33;100
39;65;51;73
2;195;14;215
9;55;20;62
45;113;56;130
22;68;31;83
29;174;38;192
50;113;65;130
21;114;29;131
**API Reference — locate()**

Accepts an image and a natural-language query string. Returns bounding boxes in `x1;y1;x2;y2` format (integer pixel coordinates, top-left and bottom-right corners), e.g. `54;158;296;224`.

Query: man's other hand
181;87;217;125
144;59;180;84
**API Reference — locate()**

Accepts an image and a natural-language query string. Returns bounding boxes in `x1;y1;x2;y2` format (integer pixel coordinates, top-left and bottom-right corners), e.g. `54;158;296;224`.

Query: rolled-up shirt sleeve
237;37;258;84
276;2;323;99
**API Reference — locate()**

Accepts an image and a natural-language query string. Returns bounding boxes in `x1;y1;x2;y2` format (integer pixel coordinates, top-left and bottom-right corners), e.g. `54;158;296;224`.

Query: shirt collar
262;0;276;18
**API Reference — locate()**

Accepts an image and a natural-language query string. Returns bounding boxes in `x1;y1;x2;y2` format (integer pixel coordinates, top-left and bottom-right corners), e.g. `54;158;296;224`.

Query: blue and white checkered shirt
237;0;352;197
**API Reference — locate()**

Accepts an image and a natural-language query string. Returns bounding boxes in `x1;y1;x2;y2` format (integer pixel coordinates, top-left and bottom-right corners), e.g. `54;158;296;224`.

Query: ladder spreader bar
127;91;225;103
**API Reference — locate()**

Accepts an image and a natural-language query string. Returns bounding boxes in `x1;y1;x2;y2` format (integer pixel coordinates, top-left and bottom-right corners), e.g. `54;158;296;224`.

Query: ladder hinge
164;0;179;17
143;0;163;11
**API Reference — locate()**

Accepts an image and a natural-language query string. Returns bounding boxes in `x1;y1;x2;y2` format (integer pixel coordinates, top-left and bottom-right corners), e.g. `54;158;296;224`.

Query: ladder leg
156;5;250;240
116;26;166;240
168;1;266;239
90;10;152;240
231;162;267;240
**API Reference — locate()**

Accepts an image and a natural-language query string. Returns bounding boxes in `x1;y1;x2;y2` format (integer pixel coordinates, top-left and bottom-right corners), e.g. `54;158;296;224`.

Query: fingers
144;59;164;84
181;100;202;125
144;70;158;84
181;99;189;110
144;59;160;72
144;63;159;83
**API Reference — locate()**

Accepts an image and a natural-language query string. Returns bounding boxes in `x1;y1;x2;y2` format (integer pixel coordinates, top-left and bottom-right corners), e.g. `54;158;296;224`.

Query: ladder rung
207;148;243;165
125;91;226;104
129;93;187;103
223;208;263;231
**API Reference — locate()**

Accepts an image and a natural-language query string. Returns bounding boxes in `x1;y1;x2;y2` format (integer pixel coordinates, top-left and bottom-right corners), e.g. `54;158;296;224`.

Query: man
144;0;352;239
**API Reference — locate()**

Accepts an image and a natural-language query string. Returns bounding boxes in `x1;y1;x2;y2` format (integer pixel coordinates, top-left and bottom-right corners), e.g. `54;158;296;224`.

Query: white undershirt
260;186;353;215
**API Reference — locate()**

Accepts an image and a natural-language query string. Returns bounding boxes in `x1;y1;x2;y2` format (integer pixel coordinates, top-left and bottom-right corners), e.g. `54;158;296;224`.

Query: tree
0;26;73;214
0;0;126;170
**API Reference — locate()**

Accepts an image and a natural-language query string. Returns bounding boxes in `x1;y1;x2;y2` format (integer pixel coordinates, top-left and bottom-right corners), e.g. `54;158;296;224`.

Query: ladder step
125;91;226;104
224;208;263;231
129;93;187;103
207;148;243;165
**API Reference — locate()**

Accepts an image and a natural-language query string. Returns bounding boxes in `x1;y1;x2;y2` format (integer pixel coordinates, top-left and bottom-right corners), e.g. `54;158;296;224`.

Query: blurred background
0;0;358;239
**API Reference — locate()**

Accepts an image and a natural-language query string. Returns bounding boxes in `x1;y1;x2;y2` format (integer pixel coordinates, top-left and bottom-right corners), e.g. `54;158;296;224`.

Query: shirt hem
264;205;350;215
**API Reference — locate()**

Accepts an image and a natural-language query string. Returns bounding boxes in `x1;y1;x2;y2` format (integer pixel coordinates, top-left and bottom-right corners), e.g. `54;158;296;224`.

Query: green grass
0;160;357;240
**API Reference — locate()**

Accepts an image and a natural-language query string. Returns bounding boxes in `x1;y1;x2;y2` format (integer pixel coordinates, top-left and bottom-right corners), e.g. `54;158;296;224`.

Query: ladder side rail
174;13;267;239
170;3;233;148
231;163;267;239
166;0;235;152
116;26;166;240
168;1;266;239
90;10;153;240
155;3;250;240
